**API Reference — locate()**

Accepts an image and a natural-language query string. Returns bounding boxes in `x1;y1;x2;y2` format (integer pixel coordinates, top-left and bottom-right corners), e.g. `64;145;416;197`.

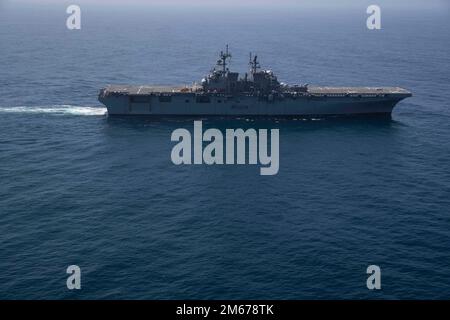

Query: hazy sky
8;0;449;9
2;0;448;17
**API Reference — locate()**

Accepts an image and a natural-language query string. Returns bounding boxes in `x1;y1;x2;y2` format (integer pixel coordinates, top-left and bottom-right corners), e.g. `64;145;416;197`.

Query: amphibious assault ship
98;46;411;116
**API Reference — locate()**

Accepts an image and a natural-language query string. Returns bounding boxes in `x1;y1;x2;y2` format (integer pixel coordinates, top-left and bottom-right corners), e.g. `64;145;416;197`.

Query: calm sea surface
0;2;449;299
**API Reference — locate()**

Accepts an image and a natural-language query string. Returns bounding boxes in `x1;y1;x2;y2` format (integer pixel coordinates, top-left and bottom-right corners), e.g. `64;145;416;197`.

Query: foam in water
0;105;107;116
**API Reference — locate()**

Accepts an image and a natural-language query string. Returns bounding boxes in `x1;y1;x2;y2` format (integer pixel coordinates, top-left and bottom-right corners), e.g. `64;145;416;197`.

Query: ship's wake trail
0;105;107;116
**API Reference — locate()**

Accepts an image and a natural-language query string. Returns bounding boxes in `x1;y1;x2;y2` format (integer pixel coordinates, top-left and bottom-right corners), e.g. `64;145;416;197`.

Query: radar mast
216;45;232;73
249;52;261;74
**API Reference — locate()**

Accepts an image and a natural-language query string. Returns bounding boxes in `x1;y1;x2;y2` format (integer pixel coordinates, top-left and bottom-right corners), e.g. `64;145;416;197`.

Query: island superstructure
98;46;412;116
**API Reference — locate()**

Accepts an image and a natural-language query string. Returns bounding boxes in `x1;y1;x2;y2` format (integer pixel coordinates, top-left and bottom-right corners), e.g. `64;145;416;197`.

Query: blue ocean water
1;2;450;299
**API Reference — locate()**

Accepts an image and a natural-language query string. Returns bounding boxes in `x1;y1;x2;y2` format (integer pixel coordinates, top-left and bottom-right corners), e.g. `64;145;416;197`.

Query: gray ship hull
98;85;411;117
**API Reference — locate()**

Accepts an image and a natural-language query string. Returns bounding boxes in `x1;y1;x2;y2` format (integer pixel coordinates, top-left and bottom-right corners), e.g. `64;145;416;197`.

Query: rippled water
0;2;449;299
0;105;107;116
